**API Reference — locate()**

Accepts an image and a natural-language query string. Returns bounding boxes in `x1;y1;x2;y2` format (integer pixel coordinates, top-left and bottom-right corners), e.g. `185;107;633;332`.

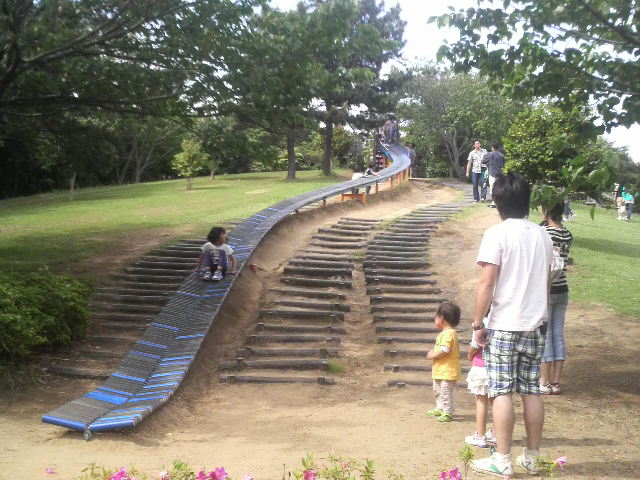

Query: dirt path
1;182;639;480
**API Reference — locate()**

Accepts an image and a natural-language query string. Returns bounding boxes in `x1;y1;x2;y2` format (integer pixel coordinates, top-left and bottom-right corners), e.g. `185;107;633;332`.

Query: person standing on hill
466;140;488;202
383;117;394;144
482;142;506;208
408;143;417;178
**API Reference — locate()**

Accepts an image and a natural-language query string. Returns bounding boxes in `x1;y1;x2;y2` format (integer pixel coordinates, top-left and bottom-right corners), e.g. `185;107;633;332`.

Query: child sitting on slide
194;226;236;281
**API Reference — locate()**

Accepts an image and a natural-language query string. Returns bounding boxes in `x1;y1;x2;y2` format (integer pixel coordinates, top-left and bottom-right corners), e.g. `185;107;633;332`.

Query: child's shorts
466;365;489;396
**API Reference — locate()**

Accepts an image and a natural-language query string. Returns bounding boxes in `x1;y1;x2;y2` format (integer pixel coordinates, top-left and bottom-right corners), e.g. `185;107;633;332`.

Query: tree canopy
431;0;640;128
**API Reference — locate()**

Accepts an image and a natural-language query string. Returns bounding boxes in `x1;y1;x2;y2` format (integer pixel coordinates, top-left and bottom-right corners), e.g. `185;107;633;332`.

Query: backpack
550;246;565;283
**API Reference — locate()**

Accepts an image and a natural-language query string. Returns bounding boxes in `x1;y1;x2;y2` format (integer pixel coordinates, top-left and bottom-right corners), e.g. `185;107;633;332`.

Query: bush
0;268;92;359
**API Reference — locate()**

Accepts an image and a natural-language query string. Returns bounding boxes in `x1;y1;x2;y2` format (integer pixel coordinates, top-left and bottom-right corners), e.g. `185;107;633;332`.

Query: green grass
0;170;348;277
533;203;640;318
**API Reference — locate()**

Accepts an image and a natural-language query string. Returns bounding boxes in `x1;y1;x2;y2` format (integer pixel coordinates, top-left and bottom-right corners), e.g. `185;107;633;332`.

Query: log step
283;266;353;277
288;259;354;268
371;305;438;314
388;379;432;387
270;288;346;300
245;334;341;344
364;269;433;278
375;325;439;334
365;276;436;285
274;300;350;312
363;260;430;269
219;374;336;385
219;358;329;371
366;286;442;295
256;323;346;334
281;277;352;289
241;347;339;358
370;295;444;304
384;349;428;357
260;309;344;320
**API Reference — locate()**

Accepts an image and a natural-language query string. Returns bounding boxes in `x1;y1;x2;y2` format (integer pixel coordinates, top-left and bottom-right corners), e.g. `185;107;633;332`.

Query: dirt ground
1;182;639;480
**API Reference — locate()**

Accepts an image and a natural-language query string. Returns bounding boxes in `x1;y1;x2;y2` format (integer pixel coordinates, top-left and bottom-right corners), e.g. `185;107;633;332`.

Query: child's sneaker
426;408;443;417
485;429;496;445
516;448;540;475
470;452;513;478
212;270;223;281
550;383;561;395
465;432;488;448
438;413;453;422
202;270;212;281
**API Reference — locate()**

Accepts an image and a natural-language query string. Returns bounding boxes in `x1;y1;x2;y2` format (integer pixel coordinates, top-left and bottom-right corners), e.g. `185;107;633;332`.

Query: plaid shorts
484;329;544;397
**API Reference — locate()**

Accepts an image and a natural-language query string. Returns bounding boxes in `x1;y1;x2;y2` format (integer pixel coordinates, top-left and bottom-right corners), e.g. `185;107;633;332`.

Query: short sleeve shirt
476;218;553;331
468;149;488;173
432;329;461;381
202;242;234;262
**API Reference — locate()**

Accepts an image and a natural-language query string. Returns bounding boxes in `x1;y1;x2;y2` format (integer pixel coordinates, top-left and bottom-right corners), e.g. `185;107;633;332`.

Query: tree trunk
210;161;216;181
186;177;193;190
322;121;333;176
287;129;296;180
69;171;77;200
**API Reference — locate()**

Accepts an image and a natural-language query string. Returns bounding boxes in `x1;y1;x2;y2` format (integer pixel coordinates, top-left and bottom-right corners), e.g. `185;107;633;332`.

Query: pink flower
448;467;463;480
303;469;317;480
242;475;254;480
159;470;169;480
45;467;57;475
109;468;128;480
196;469;208;480
438;472;448;480
215;467;228;480
555;456;567;471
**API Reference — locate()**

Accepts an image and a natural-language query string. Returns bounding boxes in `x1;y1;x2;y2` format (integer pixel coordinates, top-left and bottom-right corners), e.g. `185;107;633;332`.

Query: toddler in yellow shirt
426;301;461;422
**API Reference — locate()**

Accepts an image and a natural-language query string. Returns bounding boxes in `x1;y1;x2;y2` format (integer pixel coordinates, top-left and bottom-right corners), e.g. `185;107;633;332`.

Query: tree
503;103;616;210
431;0;640;128
399;66;518;178
0;0;263;118
306;0;406;175
222;5;317;180
171;139;209;189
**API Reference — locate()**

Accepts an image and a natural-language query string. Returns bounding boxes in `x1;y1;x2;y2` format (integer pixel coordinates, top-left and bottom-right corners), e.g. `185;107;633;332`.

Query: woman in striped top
540;202;573;395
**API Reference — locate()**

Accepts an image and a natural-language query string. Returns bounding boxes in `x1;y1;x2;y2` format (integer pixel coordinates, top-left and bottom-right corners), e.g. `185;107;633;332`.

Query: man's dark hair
436;301;461;327
492;142;500;150
409;143;416;148
207;226;226;243
546;202;564;223
492;172;531;219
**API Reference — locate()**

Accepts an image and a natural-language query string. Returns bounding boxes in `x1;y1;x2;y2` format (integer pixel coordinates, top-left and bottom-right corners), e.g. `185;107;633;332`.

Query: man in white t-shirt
470;172;553;478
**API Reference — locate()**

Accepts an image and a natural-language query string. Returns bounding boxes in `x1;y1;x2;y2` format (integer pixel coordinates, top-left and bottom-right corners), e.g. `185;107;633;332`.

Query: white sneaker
470;453;513;478
465;432;488;448
485;429;496;445
539;383;553;395
516;448;540;475
212;270;223;281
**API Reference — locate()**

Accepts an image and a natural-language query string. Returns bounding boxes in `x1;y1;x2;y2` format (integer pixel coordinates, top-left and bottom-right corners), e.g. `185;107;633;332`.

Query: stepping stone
92;302;163;314
297;250;355;259
219;374;336;385
367;245;428;253
312;234;366;242
388;379;431;387
366;253;426;260
323;225;372;232
283;266;353;277
373;234;429;241
371;305;437;314
369;239;428;247
241;347;339;358
92;293;169;305
377;336;431;344
281;277;352;289
259;309;345;320
274;300;350;312
340;217;378;223
384;363;430;372
92;312;156;323
270;288;346;300
100;322;148;331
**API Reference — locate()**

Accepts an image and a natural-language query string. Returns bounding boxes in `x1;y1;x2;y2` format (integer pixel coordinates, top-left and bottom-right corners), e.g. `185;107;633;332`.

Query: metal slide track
41;143;410;439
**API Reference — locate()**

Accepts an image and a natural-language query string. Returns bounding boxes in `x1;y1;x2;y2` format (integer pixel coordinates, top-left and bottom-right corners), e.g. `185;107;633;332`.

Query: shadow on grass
574;236;640;259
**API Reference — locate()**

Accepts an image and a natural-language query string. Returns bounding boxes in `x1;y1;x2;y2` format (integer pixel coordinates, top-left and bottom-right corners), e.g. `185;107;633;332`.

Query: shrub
0;268;91;359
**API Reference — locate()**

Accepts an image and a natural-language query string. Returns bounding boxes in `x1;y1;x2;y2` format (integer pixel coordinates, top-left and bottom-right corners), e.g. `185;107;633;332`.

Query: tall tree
0;0;263;118
222;5;316;180
399;67;518;178
431;0;640;128
306;0;406;175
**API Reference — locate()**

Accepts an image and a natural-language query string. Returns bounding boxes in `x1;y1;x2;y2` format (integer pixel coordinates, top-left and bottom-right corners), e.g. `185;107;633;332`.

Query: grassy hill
0;170;348;278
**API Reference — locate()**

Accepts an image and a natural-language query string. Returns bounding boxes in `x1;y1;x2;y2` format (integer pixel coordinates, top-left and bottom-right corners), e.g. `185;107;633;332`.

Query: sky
270;0;640;162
